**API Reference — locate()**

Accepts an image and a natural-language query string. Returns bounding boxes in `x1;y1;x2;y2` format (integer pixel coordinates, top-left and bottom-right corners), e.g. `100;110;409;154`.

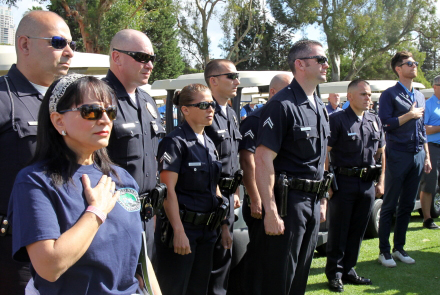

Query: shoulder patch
244;129;254;139
117;188;140;212
160;152;172;164
263;117;274;129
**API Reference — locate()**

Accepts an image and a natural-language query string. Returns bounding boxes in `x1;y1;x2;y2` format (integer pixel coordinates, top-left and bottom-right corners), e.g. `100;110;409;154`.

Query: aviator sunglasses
297;55;328;64
59;104;117;121
113;48;156;64
209;73;240;80
399;61;419;67
21;36;76;51
184;101;217;110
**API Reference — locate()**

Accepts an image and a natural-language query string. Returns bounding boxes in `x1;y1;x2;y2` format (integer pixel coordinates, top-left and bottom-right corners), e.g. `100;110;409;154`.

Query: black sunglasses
23;36;76;51
59;104;117;121
113;48;156;64
399;61;419;67
184;101;217;110
297;55;328;64
209;73;240;80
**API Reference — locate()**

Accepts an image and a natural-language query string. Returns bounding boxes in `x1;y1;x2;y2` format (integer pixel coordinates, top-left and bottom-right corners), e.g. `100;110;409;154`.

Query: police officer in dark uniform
325;79;385;292
103;29;164;259
203;59;241;295
254;40;330;295
0;11;74;294
155;84;226;295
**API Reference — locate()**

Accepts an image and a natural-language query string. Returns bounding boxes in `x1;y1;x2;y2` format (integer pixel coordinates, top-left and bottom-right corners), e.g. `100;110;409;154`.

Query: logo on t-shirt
117;188;141;212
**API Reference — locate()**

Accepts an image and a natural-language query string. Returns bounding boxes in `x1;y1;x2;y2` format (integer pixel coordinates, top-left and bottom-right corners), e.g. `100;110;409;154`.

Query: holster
329;166;338;192
140;183;167;221
231;169;243;193
318;171;334;199
160;215;174;249
362;165;382;182
209;197;230;231
274;173;289;217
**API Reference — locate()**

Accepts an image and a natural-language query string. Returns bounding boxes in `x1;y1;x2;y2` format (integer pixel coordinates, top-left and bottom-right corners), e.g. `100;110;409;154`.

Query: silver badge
146;102;157;118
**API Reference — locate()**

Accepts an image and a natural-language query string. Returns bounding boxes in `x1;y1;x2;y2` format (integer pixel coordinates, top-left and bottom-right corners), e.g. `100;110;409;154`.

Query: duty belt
337;167;368;178
179;210;215;226
286;178;326;193
218;177;235;190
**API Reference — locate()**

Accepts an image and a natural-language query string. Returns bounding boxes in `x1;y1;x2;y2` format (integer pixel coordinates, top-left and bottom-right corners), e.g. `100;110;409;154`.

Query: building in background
0;6;14;45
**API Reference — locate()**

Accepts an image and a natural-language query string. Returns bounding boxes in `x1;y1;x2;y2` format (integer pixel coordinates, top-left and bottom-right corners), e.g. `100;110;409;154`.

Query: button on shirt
424;94;440;144
256;79;330;180
103;70;165;194
328;106;385;168
158;121;221;213
0;65;42;214
205;100;242;177
379;82;426;153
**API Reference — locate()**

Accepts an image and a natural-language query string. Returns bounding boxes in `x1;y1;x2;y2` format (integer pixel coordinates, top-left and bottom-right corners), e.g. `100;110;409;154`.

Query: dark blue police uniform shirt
8;162;142;295
378;82;426;153
158;121;221;213
205;100;241;177
328;106;385;168
238;107;263;154
103;70;165;194
0;65;42;214
256;79;330;180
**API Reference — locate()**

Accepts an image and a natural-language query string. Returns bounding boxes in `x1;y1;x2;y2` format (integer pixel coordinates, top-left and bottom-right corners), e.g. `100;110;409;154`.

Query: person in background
326;93;342;115
240;100;263;120
0;11;74;294
103;29;165;259
378;51;431;267
9;75;160;294
158;97;178;127
419;75;440;229
155;84;227;295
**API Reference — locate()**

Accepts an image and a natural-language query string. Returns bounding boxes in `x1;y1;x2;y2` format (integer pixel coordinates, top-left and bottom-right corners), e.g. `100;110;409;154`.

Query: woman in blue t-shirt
154;84;229;295
8;74;159;294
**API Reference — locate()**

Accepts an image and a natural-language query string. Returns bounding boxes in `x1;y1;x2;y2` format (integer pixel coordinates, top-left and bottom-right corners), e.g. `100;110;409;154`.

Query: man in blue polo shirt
378;51;432;267
419;75;440;229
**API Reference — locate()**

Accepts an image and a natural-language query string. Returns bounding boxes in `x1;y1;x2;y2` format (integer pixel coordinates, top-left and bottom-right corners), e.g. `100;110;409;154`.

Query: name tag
28;121;38;126
188;162;201;167
300;127;311;131
217;130;227;134
122;123;136;128
348;132;357;136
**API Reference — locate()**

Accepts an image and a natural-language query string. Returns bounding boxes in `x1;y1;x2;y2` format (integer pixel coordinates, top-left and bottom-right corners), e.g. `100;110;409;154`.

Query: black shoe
423;218;440;229
342;274;372;285
328;278;344;292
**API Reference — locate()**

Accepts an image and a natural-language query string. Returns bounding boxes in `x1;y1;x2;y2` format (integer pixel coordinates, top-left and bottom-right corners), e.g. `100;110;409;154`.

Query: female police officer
154;83;230;295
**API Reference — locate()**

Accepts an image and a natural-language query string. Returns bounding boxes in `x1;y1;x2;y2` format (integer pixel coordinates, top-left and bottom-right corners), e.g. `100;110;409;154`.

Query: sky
7;0;440;59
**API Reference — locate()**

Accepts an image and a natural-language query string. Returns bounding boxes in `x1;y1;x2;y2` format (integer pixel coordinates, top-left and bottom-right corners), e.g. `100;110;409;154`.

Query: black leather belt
179;210;215;226
337;167;368;178
286;178;325;193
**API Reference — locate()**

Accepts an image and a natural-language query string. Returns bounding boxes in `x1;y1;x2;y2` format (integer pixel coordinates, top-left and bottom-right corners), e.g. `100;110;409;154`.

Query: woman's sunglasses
21;36;76;51
59;104;117;121
184;101;217;110
113;48;156;64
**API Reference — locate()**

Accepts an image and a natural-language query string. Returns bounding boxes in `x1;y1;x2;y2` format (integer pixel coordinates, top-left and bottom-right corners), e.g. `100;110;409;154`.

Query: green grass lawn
306;213;440;294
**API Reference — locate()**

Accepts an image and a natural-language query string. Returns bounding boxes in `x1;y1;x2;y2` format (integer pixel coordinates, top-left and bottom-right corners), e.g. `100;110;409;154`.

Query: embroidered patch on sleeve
263;117;274;129
244;129;254;139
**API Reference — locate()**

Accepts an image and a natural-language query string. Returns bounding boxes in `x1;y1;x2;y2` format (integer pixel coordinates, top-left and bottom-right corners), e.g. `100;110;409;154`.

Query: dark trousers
379;148;425;253
259;190;321;295
325;175;375;280
208;191;235;295
154;218;217;295
0;235;31;295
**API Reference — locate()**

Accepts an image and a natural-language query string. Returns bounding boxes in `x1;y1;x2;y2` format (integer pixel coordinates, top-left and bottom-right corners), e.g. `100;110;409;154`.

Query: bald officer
0;11;74;294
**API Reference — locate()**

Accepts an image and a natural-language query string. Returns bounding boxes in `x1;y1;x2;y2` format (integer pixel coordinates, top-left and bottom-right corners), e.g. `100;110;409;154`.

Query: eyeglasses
59;104;117;120
113;48;156;64
184;101;217;110
399;61;418;67
297;55;328;64
209;73;240;80
21;36;76;51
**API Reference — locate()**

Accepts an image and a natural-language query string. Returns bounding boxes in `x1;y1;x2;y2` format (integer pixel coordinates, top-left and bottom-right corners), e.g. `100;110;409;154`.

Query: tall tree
268;0;436;81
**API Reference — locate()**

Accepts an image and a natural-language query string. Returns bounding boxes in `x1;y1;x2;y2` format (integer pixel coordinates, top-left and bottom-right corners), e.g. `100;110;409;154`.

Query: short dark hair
391;51;413;77
347;79;369;93
287;40;323;74
204;59;235;87
32;76;119;186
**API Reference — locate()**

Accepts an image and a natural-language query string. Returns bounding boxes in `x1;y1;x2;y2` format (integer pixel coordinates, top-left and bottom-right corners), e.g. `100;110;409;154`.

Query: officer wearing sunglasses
0;11;74;294
103;29;165;261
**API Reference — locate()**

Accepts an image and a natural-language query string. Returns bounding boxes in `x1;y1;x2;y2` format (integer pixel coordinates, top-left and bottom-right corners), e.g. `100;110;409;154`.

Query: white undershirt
128;93;137;107
307;95;316;109
220;105;227;117
29;81;49;96
196;133;205;146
